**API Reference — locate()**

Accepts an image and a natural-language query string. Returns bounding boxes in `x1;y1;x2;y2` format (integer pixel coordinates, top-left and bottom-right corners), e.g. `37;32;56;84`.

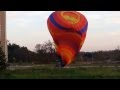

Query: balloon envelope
47;11;88;66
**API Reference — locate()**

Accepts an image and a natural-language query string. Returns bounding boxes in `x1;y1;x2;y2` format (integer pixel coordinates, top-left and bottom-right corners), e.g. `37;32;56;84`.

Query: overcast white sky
6;11;120;52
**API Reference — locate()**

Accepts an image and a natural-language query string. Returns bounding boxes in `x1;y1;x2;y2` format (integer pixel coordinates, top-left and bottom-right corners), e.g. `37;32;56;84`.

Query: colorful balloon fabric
47;11;88;66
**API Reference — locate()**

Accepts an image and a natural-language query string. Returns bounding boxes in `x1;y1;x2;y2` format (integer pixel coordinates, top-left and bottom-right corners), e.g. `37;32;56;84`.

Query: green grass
1;66;120;79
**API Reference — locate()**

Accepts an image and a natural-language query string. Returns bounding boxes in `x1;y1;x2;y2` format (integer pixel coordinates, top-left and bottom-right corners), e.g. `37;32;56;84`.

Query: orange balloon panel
47;11;88;65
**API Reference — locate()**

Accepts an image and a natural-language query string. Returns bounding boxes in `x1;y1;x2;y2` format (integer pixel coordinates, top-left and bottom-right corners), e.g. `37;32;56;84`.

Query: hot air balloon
47;11;88;67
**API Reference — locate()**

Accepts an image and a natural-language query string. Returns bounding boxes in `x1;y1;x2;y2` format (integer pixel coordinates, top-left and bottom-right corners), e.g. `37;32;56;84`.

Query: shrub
0;46;7;70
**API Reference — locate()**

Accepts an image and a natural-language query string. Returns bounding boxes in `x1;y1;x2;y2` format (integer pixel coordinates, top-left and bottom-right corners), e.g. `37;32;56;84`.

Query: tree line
8;40;57;64
1;40;120;65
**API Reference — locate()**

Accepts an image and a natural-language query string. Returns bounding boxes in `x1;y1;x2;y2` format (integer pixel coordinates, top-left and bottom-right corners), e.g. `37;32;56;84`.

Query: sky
6;11;120;52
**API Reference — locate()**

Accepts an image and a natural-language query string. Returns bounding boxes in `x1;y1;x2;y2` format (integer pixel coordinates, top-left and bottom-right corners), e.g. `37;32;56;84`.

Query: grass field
1;65;120;79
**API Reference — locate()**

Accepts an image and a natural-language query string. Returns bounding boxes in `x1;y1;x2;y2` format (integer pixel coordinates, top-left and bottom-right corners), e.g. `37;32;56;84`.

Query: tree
35;40;56;64
0;46;6;69
8;43;36;63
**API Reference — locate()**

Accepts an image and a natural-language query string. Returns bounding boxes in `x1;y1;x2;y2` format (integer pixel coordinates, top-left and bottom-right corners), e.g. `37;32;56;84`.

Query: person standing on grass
56;53;65;68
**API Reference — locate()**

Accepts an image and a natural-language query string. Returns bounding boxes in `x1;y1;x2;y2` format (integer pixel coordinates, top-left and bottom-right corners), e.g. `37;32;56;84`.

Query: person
56;53;65;68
